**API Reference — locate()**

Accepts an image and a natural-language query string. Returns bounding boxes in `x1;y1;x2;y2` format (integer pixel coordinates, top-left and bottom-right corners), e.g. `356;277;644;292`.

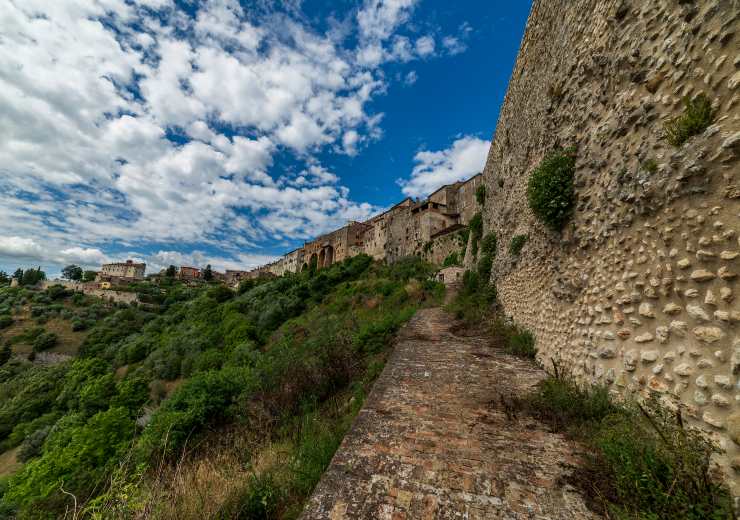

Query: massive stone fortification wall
482;0;740;488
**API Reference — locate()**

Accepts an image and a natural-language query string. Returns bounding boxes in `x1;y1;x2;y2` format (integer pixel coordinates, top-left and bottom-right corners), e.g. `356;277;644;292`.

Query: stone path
300;308;600;520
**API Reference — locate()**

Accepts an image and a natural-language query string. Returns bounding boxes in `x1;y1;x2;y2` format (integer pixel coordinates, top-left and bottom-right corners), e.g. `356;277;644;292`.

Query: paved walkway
300;308;599;520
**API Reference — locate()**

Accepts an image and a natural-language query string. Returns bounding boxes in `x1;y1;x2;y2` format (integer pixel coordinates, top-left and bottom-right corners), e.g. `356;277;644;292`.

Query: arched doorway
318;249;326;270
323;245;334;268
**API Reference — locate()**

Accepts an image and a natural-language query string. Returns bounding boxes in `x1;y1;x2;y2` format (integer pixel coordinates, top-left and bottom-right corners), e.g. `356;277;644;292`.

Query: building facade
97;260;146;281
244;173;483;276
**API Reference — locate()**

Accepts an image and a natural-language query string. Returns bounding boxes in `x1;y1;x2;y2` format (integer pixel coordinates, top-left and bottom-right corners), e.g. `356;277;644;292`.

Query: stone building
178;266;201;280
97;260;145;281
243;173;484;278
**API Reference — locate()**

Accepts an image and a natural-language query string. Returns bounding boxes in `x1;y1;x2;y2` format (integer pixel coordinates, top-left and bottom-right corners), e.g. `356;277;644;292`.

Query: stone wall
423;227;467;266
481;0;740;491
41;280;140;305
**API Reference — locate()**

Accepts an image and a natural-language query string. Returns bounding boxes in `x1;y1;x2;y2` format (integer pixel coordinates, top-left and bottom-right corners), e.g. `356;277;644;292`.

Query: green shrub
526;375;614;433
527;148;576;231
477;254;492;283
442;252;459;267
0;315;12;329
71;319;86;331
469;212;483;256
480;233;497;257
32;332;57;353
664;94;715;147
492;319;536;359
475;185;486;206
642;158;658;175
522;375;733;519
509;234;528;256
220;473;282;519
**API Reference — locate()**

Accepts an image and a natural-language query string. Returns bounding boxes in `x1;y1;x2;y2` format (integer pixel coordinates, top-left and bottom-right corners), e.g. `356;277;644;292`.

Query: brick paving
300;308;599;519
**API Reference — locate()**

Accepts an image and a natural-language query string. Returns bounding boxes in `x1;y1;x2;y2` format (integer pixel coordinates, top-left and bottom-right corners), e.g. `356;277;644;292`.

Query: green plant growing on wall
664;94;715;147
475;185;486;206
423;241;433;254
642;158;658;175
468;213;483;257
509;235;528;256
442;252;459;267
480;233;497;257
527;148;576;231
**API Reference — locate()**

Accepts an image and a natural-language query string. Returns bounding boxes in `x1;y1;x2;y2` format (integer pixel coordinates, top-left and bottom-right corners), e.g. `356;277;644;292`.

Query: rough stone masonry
479;0;740;494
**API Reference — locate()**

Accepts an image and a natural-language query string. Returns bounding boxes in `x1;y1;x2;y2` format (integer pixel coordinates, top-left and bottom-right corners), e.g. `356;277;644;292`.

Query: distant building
97;260;146;282
238;172;484;278
178;266;201;280
225;270;250;287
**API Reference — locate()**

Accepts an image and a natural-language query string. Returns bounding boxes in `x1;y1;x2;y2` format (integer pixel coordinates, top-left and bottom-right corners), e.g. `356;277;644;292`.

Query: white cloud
0;0;469;273
399;136;490;198
415;36;435;57
0;236;108;268
403;70;418;86
442;35;467;55
357;0;418;41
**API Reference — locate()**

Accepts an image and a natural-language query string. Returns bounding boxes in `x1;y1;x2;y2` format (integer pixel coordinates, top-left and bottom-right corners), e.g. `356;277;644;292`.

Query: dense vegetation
446;237;496;324
664;94;715;147
0;255;442;519
520;370;733;519
527;148;576;231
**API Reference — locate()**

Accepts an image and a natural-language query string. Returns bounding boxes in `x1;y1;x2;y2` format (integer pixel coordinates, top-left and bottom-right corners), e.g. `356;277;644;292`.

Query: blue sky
0;0;530;277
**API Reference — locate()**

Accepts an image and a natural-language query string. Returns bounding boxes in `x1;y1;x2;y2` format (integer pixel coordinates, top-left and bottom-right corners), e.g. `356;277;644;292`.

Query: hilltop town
247;173;483;277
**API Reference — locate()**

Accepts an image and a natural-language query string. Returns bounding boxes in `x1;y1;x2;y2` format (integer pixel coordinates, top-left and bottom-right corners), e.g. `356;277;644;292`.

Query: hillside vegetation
0;255;442;519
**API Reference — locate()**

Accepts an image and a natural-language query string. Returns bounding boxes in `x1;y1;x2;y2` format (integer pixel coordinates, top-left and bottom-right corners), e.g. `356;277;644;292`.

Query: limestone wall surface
481;0;740;489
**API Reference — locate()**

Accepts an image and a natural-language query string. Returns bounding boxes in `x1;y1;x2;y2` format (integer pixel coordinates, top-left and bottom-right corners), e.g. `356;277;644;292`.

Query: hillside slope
0;256;442;519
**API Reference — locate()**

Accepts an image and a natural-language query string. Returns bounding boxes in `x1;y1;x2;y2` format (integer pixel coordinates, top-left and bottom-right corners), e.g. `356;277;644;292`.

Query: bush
509;234;528;256
442;252;459;267
0;316;12;329
32;332;57;353
527;148;576;231
475;185;486;206
492;319;536;359
480;233;497;257
468;213;483;256
522;375;733;519
477;254;492;283
664;94;715;147
642;158;658;175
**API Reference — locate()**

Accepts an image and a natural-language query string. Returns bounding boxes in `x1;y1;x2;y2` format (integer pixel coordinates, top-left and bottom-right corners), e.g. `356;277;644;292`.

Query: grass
664;94;715;147
0;448;22;478
519;367;734;519
490;318;536;359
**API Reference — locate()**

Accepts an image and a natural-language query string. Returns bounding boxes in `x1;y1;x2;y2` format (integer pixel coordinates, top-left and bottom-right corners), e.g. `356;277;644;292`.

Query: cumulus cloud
399;136;490;198
0;0;472;274
0;236;108;268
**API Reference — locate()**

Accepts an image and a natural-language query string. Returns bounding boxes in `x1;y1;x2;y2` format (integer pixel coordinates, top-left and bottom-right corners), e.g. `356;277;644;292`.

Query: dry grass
135;429;287;520
1;309;87;357
0;446;22;477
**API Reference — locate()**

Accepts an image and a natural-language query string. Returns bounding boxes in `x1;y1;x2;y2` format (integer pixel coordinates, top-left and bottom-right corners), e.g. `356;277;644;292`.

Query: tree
203;264;213;281
21;267;46;286
13;268;23;281
82;270;97;282
0;271;9;285
61;265;83;281
165;265;176;278
0;344;11;366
